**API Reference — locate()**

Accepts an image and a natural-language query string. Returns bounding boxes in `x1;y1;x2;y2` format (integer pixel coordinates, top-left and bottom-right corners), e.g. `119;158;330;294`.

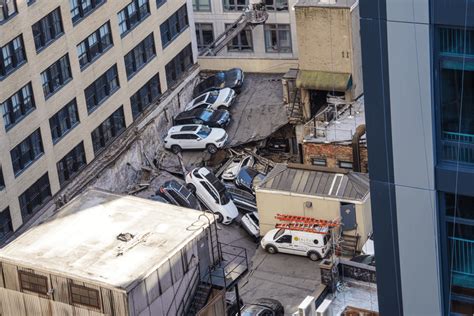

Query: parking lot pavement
219;224;322;315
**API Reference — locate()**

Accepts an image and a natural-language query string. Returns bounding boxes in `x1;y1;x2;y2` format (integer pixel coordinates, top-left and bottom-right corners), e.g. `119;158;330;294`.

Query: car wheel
171;145;182;154
186;183;196;193
308;251;321;261
217;212;224;223
266;245;277;254
207;144;218;154
217;105;227;110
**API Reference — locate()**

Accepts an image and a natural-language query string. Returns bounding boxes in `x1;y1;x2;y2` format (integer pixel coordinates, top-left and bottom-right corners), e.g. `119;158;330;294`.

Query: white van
260;228;331;261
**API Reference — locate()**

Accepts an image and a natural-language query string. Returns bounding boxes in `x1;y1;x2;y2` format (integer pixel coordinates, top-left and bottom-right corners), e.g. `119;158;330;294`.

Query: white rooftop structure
0;189;212;291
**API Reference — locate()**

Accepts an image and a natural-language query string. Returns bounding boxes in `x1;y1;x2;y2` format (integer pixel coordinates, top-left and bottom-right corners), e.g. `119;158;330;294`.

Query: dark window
0;207;13;239
27;0;36;5
18;173;51;221
1;82;35;130
201;181;218;203
338;161;353;169
10;129;44;176
91;106;126;154
19;271;48;295
225;24;252;52
0;166;4;190
196;23;214;50
193;0;210;11
265;0;288;11
311;158;327;166
157;0;166;8
0;0;17;23
130;74;161;119
70;0;106;24
32;8;63;51
264;24;292;53
165;43;193;88
77;22;113;69
124;33;155;79
57;142;86;187
49;99;80;143
160;4;189;48
0;35;26;79
223;0;247;11
41;54;72;98
84;65;119;113
276;235;292;243
70;284;100;309
117;0;150;37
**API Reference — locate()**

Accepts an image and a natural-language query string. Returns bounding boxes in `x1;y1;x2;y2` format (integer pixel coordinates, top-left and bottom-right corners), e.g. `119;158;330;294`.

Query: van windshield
273;229;285;240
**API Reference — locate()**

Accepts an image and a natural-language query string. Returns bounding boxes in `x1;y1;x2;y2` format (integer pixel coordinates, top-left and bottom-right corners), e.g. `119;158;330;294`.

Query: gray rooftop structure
258;164;370;202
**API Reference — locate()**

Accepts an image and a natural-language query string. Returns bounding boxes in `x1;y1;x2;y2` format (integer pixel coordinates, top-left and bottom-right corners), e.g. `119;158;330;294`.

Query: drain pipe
352;124;366;172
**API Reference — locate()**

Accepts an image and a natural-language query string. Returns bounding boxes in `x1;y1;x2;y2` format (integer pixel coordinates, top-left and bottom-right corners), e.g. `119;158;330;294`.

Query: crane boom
199;1;268;57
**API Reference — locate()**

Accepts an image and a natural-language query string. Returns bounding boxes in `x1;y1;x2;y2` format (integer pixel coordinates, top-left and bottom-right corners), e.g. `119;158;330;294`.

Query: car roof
168;125;201;134
175;108;210;120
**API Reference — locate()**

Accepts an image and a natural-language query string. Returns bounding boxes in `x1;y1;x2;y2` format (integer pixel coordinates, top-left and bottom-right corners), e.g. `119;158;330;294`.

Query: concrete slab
327;279;379;315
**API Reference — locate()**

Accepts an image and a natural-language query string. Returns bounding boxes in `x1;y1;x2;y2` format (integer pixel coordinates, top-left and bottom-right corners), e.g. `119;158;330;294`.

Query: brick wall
303;142;369;173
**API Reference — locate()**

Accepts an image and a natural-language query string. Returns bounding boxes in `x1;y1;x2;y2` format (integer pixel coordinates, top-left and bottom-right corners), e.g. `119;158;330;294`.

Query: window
156;0;166;8
124;33;155;79
19;271;48;295
339;161;353;169
195;23;214;51
27;0;36;5
0;35;26;79
276;235;291;243
193;0;210;11
223;0;247;11
0;0;17;23
225;24;252;52
0;207;12;239
265;0;288;11
32;8;63;51
91;106;126;154
1;83;35;130
49;99;79;143
70;0;106;24
130;74;161;119
160;4;189;48
165;44;193;88
41;54;72;98
311;158;327;167
70;284;100;309
84;65;119;113
201;182;218;203
0;166;4;190
77;22;113;69
18;173;51;220
117;0;150;37
264;24;292;53
57;142;86;186
437;27;474;166
10;129;44;176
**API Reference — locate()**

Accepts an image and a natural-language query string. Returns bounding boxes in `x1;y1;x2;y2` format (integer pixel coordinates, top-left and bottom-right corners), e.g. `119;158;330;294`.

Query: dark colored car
149;195;170;204
225;186;257;213
351;254;376;266
238;298;284;316
156;180;201;210
193;68;244;97
173;108;231;128
235;167;265;194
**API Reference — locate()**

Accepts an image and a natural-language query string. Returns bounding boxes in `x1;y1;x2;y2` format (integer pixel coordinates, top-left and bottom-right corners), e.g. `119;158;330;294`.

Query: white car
185;167;239;225
164;124;228;154
221;155;255;181
241;211;260;240
185;88;236;111
261;228;331;261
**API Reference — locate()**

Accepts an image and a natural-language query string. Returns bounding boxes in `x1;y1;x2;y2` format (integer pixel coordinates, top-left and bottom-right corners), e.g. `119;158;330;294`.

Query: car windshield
273;229;285;240
193;95;207;104
199;109;214;122
206;91;219;103
197;126;211;138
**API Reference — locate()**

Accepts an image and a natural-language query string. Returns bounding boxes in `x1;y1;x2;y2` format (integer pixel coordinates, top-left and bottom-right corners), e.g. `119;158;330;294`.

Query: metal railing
450;237;474;278
211;243;249;289
441;131;474;164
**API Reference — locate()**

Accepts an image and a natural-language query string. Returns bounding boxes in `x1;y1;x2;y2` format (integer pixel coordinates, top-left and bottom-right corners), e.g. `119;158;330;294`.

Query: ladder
199;2;268;57
274;214;340;234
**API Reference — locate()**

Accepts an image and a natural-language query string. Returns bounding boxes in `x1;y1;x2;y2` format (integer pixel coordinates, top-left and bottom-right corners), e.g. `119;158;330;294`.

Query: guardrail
449;236;474;278
442;132;474;164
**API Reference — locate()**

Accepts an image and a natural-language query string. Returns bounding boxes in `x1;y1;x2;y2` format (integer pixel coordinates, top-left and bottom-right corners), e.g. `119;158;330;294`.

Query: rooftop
257;164;370;202
0;189;212;291
295;0;357;9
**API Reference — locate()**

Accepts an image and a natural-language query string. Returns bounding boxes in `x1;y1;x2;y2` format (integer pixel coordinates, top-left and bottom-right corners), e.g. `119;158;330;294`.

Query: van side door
274;233;293;255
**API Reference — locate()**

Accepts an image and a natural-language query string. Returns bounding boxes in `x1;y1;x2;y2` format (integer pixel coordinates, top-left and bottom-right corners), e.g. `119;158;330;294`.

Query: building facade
361;0;474;314
0;0;198;239
193;0;299;73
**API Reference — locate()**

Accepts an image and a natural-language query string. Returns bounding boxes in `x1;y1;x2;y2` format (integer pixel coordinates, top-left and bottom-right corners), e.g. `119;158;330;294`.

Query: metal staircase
186;278;213;316
338;233;360;257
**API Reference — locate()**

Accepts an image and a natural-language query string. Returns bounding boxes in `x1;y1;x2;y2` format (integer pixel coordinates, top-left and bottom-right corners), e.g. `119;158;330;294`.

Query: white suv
164;124;228;154
185;88;236;111
185;167;238;225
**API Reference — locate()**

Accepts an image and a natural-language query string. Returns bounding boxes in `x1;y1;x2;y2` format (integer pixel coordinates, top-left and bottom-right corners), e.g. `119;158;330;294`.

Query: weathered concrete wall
198;57;298;74
302;142;369;173
350;4;364;99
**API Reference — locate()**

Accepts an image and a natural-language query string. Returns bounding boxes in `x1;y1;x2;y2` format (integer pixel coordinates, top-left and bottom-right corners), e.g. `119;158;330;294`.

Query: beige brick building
0;0;198;237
